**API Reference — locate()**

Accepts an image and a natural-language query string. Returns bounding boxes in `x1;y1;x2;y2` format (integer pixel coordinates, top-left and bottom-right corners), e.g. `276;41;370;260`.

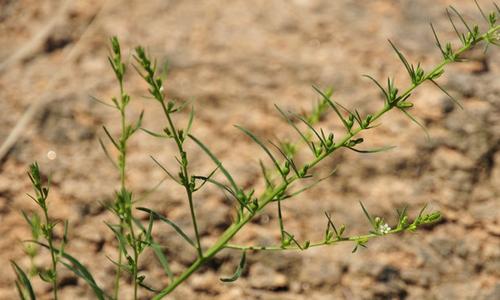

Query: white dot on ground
47;150;57;160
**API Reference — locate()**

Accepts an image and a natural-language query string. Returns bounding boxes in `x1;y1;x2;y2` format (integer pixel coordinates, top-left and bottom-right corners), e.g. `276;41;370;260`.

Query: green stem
128;218;139;300
153;25;499;299
160;100;203;258
43;208;58;300
225;231;394;251
113;108;126;300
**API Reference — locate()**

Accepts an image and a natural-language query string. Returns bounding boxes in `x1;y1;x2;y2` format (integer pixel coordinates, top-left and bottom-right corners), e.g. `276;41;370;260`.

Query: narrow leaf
11;261;36;300
399;108;430;140
150;156;181;184
449;6;474;35
268;140;299;176
134;175;168;203
429;79;463;109
293;114;328;150
140;127;169;138
193;166;219;191
189;134;240;195
31;242;106;300
259;160;274;188
324;212;339;237
281;169;336;200
235;125;285;179
102;126;119;150
150;242;173;280
220;251;246;282
105;223;129;256
186;106;195;136
89;95;116;109
191;176;252;211
313;86;350;129
388;40;413;79
430;23;446;57
447;8;465;42
362;75;390;103
136;207;196;248
98;138;118;169
346;145;396;153
359;201;375;228
275;105;314;153
474;0;489;23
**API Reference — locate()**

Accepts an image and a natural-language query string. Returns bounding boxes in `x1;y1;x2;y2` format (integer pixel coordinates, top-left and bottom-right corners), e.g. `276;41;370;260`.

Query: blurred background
1;0;499;299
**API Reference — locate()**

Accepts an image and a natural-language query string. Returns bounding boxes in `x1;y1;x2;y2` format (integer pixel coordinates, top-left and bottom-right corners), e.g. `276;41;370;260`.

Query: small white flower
47;150;57;160
159;86;164;93
379;223;391;235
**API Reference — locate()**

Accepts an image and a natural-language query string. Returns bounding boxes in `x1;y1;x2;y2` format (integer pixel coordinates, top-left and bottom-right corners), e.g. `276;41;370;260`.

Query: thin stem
160;100;203;258
43;208;58;300
128;218;139;299
113;108;126;300
277;199;285;245
225;231;393;251
152;24;499;299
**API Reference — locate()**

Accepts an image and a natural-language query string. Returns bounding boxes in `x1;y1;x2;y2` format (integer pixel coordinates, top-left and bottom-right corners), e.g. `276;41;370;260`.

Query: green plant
12;2;500;299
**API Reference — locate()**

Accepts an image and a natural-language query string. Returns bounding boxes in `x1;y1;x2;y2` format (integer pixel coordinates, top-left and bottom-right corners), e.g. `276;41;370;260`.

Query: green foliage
12;3;500;299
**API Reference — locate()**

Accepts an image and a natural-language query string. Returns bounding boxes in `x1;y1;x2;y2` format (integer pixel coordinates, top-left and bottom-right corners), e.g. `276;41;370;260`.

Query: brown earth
1;0;499;299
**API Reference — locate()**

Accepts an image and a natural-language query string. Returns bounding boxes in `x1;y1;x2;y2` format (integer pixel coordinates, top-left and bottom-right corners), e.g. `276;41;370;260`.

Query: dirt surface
1;0;499;299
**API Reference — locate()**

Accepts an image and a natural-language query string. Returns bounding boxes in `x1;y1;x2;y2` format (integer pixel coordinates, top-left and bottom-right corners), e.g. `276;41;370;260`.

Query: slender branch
152;23;499;299
160;98;203;258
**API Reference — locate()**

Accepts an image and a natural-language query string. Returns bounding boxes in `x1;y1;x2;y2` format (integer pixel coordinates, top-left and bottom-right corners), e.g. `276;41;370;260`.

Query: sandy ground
0;0;499;299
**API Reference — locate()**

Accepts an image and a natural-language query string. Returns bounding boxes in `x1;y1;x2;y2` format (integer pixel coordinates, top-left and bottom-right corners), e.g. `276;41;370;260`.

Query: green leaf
293;114;328;151
11;261;36;300
30;242;107;300
98;138;118;169
138;279;160;292
429;79;463;109
185;106;195;137
449;6;474;36
189;134;240;195
363;75;390;103
134;175;169;203
136;207;196;248
399;108;430;140
141;127;169;138
220;251;246;282
446;8;465;43
259;160;274;188
359;201;375;229
324;212;339;238
282;231;304;250
346;145;396;154
313;86;350;130
388;40;414;81
474;0;489;24
430;23;447;58
280;169;336;201
132;110;145;134
150;156;181;184
268;140;299;177
193;166;219;191
89;95;117;109
105;223;130;257
150;242;173;280
102;126;119;150
275;105;314;153
191;176;252;211
235;125;285;179
352;239;368;253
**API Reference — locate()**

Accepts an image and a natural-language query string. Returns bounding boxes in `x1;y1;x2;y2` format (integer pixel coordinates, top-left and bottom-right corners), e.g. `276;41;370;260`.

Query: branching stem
152;22;499;300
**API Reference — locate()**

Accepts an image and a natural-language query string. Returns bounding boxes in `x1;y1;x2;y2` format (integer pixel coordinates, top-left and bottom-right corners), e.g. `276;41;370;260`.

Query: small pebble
47;150;57;160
